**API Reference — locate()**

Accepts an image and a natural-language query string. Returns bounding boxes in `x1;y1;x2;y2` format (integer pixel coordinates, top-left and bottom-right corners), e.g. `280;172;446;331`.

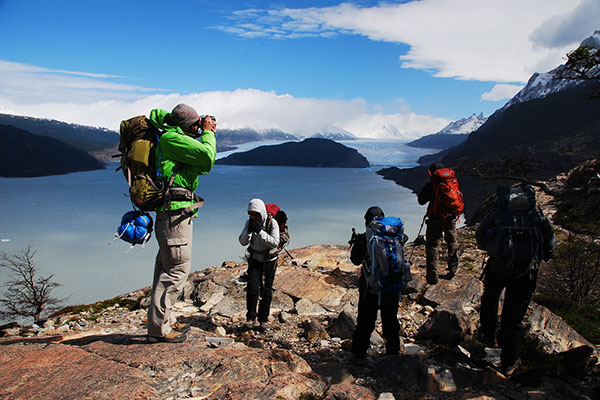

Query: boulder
328;311;357;340
526;302;599;361
416;305;476;344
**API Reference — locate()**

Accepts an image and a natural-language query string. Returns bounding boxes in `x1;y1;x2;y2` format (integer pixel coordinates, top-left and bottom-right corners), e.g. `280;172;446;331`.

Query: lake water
0;140;434;310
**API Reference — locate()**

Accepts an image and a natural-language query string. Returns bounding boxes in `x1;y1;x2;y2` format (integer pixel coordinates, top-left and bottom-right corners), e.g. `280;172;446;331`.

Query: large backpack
265;203;290;256
485;185;544;276
365;216;410;295
117;116;167;211
117;116;184;211
429;168;464;218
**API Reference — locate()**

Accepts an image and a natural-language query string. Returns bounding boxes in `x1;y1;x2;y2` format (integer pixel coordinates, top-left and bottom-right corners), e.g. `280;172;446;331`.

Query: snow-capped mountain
434;113;487;135
310;125;358;140
504;30;600;109
406;113;486;150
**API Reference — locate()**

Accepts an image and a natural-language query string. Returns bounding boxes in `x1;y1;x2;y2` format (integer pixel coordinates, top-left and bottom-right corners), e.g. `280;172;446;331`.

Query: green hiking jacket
148;108;217;213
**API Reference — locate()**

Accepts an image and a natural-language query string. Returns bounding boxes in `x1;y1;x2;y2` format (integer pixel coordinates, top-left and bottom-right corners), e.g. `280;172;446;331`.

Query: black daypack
485;185;544;275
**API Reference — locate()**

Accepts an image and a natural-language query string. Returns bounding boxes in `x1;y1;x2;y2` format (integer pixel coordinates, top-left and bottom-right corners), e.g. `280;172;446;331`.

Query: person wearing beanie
417;162;460;285
349;206;403;359
146;104;217;343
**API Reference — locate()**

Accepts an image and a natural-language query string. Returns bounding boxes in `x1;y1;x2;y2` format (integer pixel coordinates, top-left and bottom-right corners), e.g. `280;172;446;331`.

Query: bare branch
0;246;64;323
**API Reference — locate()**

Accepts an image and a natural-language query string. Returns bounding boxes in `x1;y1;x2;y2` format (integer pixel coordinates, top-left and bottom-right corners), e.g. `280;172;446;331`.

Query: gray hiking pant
147;209;193;337
425;216;459;279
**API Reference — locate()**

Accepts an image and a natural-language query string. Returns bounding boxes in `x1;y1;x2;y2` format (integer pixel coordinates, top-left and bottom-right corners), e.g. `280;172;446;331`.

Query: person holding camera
147;103;217;343
239;198;280;328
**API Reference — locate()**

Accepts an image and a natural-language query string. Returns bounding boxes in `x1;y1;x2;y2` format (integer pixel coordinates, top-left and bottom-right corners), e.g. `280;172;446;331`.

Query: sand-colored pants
147;210;193;337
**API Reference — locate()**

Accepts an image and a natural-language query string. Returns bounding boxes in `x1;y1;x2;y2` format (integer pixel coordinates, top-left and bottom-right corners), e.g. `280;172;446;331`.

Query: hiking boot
147;330;187;343
252;321;268;332
501;359;521;377
478;331;498;348
243;319;256;330
426;268;438;285
351;352;368;366
171;322;190;333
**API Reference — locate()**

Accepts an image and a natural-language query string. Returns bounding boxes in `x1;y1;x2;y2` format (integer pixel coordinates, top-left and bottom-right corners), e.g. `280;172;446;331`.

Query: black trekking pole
479;256;488;280
408;215;426;263
284;247;295;261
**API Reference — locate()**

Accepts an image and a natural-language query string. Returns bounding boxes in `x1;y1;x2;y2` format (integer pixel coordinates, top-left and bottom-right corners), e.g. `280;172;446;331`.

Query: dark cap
429;162;444;173
364;206;384;227
169;104;199;131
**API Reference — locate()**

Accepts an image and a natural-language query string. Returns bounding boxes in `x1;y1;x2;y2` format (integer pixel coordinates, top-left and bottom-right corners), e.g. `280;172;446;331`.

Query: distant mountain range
309;125;357;141
216;138;369;168
0;112;364;176
378;31;600;224
217;127;357;150
0;113;119;161
406;113;487;150
0;125;105;177
217;128;298;151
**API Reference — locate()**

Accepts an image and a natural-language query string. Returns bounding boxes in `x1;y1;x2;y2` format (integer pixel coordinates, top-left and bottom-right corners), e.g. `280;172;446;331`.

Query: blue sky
0;0;598;139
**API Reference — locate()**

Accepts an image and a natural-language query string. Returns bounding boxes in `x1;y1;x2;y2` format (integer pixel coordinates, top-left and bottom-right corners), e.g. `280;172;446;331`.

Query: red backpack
429;168;464;218
265;203;286;230
265;203;290;255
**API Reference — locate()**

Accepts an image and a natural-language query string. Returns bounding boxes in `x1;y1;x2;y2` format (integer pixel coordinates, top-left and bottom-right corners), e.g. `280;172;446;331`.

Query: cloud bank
0;60;449;140
2;1;595;137
481;84;524;102
221;0;590;84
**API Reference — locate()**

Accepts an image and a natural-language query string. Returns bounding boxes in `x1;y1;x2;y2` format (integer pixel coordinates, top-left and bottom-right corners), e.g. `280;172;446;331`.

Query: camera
200;114;216;128
348;227;357;246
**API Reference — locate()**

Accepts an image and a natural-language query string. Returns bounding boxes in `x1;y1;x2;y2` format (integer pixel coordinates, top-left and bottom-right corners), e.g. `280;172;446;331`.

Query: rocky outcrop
1;238;598;399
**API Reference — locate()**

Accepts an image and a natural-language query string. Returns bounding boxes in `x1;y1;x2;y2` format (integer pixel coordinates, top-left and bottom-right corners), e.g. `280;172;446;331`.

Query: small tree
540;232;600;311
0;246;64;323
554;45;600;81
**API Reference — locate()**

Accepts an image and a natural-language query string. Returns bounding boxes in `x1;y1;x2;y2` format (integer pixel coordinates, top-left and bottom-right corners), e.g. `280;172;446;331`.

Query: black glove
248;218;262;233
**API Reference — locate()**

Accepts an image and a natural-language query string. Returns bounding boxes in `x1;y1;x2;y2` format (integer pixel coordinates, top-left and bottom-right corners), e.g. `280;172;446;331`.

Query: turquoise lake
0;140;434;308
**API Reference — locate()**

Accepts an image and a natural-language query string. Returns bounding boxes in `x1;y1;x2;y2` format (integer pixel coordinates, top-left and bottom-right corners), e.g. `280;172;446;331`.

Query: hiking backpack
485;185;544;275
365;216;410;295
429;168;464;218
265;203;290;256
116;116;175;211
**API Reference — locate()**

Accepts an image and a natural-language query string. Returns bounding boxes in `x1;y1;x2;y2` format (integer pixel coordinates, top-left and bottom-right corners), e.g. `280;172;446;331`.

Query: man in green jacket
146;104;217;343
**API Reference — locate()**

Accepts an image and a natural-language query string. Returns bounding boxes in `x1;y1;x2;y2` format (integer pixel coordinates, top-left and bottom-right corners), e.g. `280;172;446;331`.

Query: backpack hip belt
164;187;205;216
168;187;197;201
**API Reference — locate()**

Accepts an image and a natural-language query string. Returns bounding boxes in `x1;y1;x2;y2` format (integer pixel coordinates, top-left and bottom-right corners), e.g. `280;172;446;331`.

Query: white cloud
481;84;525;101
0;60;166;105
530;0;600;48
222;0;590;83
0;60;449;140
